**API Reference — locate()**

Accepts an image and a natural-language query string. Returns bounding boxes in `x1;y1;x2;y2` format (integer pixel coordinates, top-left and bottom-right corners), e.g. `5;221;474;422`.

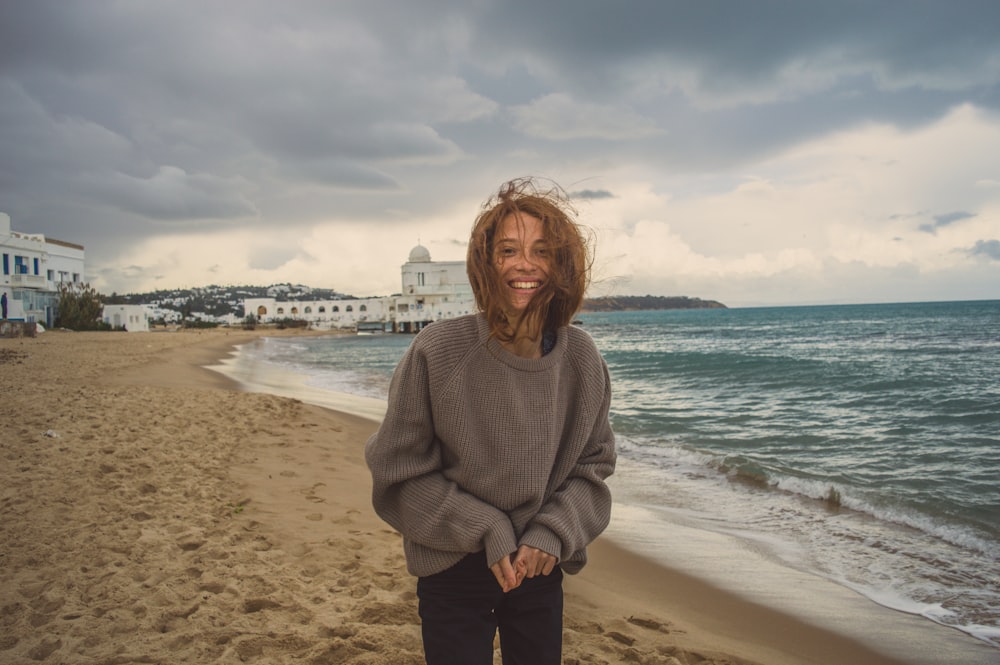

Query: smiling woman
365;177;615;665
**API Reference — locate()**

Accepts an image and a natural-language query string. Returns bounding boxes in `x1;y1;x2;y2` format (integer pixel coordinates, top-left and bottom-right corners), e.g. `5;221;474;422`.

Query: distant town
103;284;349;325
102;283;726;327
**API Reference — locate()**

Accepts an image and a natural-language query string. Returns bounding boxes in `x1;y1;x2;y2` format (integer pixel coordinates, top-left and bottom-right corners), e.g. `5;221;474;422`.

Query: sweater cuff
519;524;562;561
483;517;518;568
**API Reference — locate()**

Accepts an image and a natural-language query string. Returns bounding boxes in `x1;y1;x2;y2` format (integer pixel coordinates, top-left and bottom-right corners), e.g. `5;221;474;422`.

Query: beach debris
824;485;843;508
627;616;670;633
42;429;60;438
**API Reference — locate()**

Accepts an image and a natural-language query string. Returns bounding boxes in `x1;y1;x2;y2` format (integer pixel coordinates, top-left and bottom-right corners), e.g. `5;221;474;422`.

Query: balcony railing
10;273;47;288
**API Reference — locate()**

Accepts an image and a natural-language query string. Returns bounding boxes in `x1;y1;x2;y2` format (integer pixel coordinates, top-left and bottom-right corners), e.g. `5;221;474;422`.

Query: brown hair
467;177;591;341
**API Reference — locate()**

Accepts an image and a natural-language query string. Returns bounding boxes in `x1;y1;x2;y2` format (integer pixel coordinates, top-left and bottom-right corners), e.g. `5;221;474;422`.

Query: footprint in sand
302;482;327;503
199;581;228;595
243;598;282;613
26;638;61;660
177;539;206;552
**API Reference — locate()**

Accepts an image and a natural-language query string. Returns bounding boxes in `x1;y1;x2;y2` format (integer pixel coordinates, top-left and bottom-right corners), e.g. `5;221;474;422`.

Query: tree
55;282;107;330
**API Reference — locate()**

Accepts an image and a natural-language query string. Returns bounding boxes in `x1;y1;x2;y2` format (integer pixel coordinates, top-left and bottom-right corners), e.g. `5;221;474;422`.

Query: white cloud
93;215;471;298
577;104;1000;304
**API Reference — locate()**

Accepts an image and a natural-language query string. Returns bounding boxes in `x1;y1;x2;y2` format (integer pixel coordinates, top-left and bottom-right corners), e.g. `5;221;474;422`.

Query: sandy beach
2;329;995;664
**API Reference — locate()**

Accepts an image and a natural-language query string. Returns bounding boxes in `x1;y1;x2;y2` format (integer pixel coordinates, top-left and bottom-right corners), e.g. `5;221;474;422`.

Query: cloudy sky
2;1;999;306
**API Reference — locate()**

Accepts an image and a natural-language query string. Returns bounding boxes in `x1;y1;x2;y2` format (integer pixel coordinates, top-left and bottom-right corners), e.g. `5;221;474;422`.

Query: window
72;273;80;282
257;306;268;316
33;258;40;275
47;270;54;280
332;305;339;312
346;305;353;312
277;307;285;314
360;304;367;312
318;306;326;313
291;307;298;315
14;256;27;274
418;272;425;286
304;306;312;314
2;254;8;275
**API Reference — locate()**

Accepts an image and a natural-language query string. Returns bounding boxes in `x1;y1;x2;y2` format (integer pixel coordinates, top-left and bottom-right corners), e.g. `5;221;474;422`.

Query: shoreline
2;329;996;664
216;331;1000;665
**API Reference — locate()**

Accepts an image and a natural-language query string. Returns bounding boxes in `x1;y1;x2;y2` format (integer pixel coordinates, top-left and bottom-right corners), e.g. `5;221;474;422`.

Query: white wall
102;304;150;332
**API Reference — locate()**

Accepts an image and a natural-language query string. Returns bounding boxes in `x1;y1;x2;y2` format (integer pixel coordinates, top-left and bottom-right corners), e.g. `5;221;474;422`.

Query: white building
1;212;86;326
243;244;476;332
101;304;151;332
144;304;183;326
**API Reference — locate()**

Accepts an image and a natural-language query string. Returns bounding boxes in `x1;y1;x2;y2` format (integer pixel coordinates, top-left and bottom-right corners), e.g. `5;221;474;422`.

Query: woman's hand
492;546;558;592
513;545;557;581
490;554;518;593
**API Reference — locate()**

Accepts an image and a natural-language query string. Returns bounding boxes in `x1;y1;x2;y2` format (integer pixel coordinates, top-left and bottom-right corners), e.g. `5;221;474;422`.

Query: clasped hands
490;545;557;593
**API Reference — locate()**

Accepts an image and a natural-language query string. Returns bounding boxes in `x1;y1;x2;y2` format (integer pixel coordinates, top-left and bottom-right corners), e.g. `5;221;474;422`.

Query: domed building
395;243;473;332
242;243;475;333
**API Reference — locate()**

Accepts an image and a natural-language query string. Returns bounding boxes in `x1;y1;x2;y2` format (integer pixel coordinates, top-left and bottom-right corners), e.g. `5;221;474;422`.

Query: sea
213;300;1000;659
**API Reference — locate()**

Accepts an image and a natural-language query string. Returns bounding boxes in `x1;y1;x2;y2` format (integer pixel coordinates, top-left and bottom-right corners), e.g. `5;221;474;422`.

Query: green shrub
55;283;108;331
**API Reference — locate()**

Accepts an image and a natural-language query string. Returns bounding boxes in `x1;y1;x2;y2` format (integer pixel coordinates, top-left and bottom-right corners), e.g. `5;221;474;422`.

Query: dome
408;243;431;263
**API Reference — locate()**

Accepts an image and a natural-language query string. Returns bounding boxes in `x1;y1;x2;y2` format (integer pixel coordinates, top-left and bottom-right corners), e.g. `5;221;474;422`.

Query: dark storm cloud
85;167;258;222
465;1;1000;96
571;189;615;200
969;239;1000;261
0;0;493;246
919;211;976;234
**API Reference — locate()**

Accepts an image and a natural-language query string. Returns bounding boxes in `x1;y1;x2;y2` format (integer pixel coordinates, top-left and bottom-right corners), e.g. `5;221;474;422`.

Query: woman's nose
512;251;536;269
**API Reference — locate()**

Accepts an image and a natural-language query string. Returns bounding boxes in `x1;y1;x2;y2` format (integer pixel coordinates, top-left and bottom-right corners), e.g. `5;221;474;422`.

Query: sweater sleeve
518;359;616;567
364;339;519;567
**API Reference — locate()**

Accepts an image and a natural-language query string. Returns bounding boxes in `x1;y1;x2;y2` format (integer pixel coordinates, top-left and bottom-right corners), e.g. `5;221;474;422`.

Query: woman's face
493;212;550;315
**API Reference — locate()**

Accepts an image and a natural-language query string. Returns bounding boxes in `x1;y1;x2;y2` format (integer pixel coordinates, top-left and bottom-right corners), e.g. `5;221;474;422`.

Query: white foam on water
207;340;387;422
605;461;1000;664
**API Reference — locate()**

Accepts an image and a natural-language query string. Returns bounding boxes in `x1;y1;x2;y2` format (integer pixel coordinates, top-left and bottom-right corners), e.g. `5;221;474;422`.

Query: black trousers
416;551;563;665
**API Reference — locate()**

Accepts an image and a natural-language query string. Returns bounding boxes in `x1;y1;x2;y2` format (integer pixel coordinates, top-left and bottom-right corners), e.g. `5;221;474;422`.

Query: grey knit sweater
365;313;616;578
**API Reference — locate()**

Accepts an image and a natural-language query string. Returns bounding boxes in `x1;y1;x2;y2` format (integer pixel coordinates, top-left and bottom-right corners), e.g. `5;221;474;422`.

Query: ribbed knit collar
475;313;567;372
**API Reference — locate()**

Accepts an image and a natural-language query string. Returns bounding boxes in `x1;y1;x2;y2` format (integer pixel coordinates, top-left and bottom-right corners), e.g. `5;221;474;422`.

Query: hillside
581;295;726;311
102;284;352;319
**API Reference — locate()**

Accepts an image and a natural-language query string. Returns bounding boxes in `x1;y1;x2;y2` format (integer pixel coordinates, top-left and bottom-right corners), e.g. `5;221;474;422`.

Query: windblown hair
467;177;592;341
